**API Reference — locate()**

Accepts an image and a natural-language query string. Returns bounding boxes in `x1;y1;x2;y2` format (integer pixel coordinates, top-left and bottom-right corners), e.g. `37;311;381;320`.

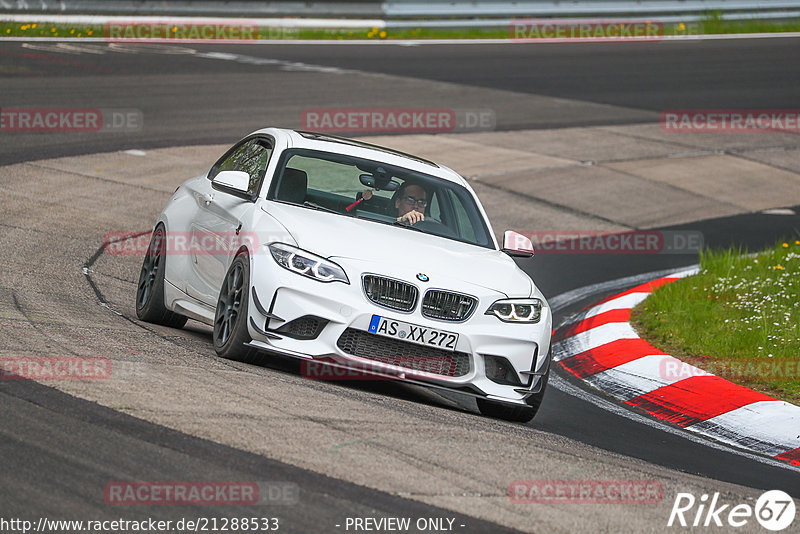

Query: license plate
367;315;459;351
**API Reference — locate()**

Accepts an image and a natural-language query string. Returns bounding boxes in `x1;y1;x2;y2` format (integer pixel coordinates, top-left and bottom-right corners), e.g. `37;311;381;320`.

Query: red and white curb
552;268;800;468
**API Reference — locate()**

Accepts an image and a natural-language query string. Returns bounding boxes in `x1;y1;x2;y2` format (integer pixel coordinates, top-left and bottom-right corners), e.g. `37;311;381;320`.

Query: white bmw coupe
136;128;552;422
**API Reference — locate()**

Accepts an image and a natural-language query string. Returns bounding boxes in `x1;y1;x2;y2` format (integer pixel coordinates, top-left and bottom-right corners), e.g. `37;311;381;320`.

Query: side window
210;139;273;196
446;189;477;243
240;141;272;195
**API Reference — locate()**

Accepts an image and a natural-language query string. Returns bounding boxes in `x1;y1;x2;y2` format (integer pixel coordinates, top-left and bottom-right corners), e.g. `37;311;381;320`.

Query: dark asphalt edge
0;377;522;534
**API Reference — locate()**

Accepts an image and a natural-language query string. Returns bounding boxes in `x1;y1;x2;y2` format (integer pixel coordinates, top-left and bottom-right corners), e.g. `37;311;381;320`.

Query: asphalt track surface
1;38;799;532
1;37;799;164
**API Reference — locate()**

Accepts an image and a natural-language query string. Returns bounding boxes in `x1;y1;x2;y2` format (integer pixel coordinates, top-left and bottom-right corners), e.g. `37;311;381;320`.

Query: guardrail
0;0;800;19
2;0;800;20
0;1;384;17
385;0;800;18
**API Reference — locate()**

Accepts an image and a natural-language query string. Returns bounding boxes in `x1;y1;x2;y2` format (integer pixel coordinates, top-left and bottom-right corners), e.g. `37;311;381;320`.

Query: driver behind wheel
395;181;428;225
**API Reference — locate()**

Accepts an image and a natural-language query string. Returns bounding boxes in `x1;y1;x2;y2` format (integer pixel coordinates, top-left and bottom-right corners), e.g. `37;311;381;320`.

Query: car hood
261;202;533;297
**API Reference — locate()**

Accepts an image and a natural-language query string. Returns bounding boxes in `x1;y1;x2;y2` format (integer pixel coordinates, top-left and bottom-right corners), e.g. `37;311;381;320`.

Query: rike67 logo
668;490;796;531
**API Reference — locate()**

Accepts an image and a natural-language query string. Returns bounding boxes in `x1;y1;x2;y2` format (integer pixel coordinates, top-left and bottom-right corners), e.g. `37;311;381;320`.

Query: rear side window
210;138;273;196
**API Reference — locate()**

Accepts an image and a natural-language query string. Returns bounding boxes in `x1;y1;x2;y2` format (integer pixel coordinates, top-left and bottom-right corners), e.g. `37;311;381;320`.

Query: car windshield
267;148;494;249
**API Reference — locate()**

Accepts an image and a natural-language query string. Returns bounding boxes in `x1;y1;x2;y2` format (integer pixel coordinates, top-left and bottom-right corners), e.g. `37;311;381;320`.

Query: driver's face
396;184;427;216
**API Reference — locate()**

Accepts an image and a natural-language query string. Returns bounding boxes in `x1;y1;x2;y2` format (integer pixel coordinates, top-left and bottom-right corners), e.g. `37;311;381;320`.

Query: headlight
486;298;543;323
268;243;349;284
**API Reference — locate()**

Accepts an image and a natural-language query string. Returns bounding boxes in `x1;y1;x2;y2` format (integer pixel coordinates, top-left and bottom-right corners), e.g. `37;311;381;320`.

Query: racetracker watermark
104;19;259;43
1;356;111;381
509;480;663;504
661;110;800;133
301;108;495;134
301;357;458;380
505;230;703;254
104;231;259;256
104;481;299;506
660;359;800;383
0;108;142;133
511;19;664;42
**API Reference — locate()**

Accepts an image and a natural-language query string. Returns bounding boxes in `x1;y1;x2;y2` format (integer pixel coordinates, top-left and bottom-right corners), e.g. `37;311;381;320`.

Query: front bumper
246;254;552;405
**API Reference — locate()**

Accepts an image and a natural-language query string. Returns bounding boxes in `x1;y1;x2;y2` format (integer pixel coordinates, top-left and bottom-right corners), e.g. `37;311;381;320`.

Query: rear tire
135;225;188;329
477;367;549;423
213;252;261;364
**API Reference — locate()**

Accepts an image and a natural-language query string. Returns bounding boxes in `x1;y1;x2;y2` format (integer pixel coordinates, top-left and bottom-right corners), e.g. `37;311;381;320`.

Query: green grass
0;22;509;40
631;239;800;405
2;15;799;40
700;10;800;34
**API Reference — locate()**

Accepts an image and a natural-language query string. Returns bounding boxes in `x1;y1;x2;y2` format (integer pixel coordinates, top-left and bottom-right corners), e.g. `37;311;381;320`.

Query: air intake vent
421;290;477;321
336;328;470;377
275;316;326;339
362;275;418;312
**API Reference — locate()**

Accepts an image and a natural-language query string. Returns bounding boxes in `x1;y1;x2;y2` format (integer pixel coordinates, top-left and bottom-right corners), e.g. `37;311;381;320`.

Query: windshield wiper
302;201;340;214
392;220;424;232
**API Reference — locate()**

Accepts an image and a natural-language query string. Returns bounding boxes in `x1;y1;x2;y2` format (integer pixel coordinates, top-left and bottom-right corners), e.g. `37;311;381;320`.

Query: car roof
252;127;469;186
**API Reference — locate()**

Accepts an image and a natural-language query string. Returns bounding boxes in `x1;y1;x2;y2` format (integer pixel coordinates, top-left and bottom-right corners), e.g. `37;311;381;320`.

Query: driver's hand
397;210;425;225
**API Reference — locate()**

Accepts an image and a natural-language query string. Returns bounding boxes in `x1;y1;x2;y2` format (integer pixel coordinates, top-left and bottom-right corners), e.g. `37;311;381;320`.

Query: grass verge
1;15;799;40
631;239;800;405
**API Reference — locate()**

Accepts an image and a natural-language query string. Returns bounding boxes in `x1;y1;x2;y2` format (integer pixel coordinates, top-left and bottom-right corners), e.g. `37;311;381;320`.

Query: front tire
477;367;549;423
213;252;260;364
135;225;187;329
